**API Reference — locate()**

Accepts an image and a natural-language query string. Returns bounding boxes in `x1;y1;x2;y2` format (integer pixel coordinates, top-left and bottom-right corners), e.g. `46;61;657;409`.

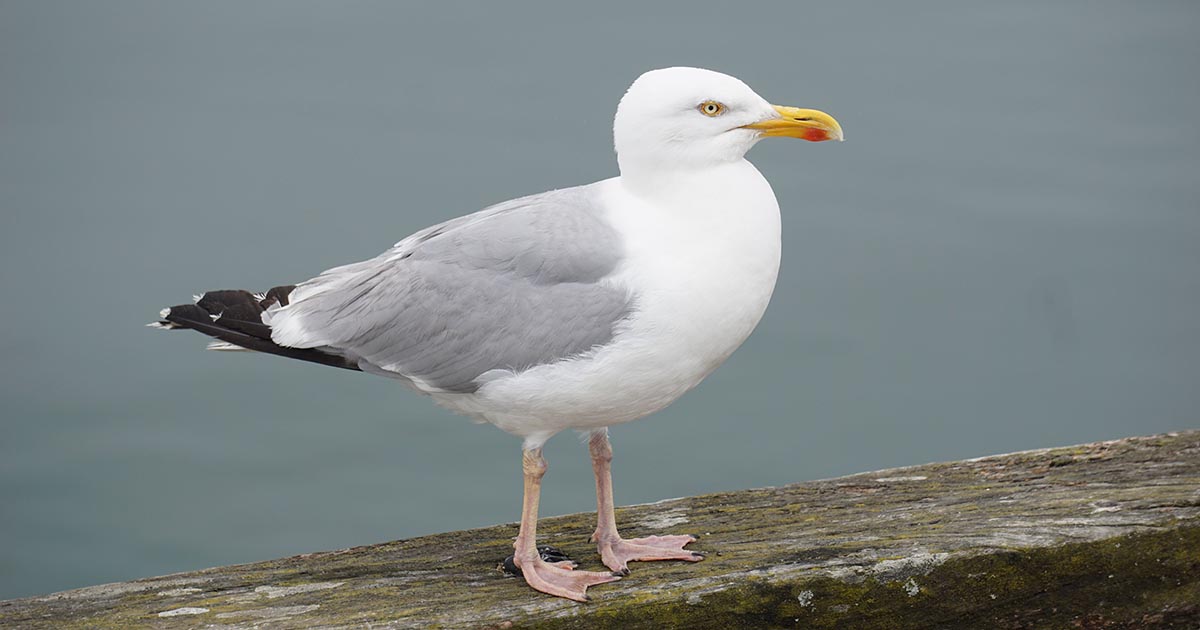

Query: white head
613;67;842;178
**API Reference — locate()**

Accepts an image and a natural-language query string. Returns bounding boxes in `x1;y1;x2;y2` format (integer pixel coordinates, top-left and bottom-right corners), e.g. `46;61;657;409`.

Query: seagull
151;67;842;602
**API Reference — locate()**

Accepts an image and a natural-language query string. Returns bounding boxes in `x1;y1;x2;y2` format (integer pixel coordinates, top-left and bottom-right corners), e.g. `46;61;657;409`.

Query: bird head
613;67;842;176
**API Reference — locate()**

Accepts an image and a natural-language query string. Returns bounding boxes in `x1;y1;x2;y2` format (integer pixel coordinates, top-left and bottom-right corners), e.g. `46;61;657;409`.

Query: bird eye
698;101;726;117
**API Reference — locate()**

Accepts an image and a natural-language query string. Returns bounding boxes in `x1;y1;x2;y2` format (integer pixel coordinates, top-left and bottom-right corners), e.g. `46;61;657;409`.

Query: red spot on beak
802;127;829;142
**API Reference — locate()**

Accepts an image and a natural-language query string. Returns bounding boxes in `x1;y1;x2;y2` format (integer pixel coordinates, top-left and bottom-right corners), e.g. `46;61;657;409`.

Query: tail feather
151;285;361;372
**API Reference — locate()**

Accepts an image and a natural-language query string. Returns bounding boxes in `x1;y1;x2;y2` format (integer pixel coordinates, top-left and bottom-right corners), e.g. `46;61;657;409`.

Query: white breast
437;160;782;447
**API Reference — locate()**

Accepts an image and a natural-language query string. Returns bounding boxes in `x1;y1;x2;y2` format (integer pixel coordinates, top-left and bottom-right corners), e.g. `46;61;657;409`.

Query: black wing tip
148;305;193;330
151;288;360;373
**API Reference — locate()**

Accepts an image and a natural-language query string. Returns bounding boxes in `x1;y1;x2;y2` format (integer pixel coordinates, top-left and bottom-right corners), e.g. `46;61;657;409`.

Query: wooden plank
2;432;1197;629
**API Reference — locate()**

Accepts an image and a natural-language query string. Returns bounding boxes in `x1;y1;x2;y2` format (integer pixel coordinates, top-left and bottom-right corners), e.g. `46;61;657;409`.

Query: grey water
2;1;1198;600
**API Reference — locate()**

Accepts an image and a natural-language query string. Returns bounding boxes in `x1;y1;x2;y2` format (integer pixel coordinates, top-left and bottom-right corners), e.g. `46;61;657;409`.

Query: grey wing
264;185;632;393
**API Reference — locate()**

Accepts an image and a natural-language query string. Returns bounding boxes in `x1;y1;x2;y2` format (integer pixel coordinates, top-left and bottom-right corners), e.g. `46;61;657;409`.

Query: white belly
434;161;782;446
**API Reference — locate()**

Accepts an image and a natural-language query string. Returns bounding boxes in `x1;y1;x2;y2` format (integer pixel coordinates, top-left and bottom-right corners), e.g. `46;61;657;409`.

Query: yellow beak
742;105;844;142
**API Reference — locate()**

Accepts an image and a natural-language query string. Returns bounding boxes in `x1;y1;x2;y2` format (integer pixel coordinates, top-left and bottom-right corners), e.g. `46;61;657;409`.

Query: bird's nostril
795;117;813;122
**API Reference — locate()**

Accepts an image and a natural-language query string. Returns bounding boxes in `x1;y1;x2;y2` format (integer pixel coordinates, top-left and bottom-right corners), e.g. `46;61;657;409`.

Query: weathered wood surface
2;432;1197;629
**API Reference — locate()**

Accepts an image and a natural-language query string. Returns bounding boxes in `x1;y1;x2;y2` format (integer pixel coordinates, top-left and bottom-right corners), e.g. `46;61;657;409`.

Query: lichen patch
255;581;344;599
637;508;689;530
216;604;321;620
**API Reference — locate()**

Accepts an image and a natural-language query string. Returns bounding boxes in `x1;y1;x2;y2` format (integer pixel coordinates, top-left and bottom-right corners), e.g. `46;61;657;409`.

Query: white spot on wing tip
193;294;203;303
147;321;177;330
207;341;250;352
160;308;171;318
210;312;222;321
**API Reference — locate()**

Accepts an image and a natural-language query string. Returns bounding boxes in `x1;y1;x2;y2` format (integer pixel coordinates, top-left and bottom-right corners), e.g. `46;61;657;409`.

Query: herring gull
151;67;843;601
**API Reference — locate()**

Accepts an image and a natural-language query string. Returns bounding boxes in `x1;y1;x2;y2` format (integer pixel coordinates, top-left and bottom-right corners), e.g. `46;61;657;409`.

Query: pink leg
589;430;703;575
513;448;620;602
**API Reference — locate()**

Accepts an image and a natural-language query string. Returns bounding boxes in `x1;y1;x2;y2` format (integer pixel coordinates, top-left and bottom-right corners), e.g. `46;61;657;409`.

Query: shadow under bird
151;67;843;601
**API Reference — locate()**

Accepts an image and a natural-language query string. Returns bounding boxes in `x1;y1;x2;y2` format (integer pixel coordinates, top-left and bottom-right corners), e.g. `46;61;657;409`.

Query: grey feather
266;185;632;393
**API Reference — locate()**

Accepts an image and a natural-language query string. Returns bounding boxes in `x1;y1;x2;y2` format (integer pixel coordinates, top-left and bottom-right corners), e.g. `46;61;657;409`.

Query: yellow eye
698;101;726;117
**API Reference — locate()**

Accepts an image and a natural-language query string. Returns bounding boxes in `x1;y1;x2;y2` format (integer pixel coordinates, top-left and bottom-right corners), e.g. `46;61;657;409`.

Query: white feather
206;341;252;352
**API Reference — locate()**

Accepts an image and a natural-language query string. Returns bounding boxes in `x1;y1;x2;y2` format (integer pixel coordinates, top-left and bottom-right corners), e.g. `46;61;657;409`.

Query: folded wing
263;186;632;393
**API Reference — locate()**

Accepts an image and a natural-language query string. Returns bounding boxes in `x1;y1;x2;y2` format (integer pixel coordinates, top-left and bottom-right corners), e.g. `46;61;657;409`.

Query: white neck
616;157;759;203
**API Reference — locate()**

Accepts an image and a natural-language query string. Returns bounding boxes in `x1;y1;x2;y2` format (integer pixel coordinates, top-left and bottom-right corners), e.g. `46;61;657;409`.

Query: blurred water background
2;1;1198;600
